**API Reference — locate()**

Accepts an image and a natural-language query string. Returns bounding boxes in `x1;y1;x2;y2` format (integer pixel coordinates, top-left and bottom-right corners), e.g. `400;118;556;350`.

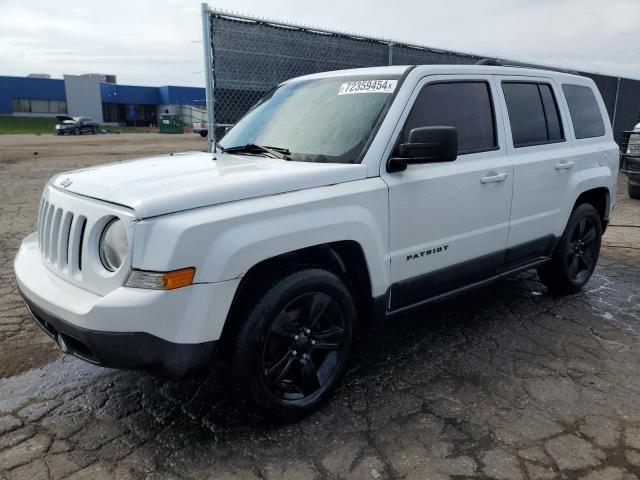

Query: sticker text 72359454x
338;80;398;96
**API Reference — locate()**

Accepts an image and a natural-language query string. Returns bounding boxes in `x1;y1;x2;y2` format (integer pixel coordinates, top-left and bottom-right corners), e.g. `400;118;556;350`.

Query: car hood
56;115;76;124
51;151;367;218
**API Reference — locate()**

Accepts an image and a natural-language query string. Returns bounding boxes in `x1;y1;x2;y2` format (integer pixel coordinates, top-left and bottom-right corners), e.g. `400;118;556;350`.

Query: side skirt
386;256;550;317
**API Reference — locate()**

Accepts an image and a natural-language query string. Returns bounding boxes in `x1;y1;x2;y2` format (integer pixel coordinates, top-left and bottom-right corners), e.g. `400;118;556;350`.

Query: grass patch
0;116;154;135
101;126;152;134
0;116;57;134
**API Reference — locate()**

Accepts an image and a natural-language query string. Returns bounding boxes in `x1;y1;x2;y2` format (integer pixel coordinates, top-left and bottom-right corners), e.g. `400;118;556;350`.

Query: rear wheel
537;204;602;294
231;268;355;420
629;179;640;200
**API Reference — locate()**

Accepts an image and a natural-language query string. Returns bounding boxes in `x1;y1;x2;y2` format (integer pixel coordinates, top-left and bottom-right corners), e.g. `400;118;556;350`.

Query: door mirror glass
390;126;458;171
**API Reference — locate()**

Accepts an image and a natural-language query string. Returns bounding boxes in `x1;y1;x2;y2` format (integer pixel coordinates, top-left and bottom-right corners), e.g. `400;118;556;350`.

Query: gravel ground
0;134;207;378
1;133;639;480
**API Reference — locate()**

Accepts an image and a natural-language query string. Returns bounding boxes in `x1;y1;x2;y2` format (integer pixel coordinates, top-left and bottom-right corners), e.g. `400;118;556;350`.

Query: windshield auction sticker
338;79;398;95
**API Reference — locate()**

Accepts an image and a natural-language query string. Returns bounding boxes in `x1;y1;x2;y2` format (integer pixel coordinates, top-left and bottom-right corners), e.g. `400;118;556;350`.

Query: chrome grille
36;184;134;297
38;199;86;275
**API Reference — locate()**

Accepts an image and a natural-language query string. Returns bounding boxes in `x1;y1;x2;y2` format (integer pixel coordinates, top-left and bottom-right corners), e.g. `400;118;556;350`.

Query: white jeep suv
15;65;618;419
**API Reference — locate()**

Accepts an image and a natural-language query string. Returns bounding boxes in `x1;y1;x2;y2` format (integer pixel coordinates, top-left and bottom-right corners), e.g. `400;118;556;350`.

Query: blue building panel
100;83;161;105
0;76;66;114
158;86;206;107
0;75;206;116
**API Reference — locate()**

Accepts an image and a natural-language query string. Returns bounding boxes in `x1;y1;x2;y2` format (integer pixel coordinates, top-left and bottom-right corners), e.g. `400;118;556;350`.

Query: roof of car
288;64;588;84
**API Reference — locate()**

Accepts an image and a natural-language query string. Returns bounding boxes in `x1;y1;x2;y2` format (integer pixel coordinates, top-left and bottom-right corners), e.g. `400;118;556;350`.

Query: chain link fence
207;9;640;144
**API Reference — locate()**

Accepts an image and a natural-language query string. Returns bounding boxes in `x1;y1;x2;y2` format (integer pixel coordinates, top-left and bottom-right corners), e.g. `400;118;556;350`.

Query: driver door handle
555;160;575;170
480;171;508;184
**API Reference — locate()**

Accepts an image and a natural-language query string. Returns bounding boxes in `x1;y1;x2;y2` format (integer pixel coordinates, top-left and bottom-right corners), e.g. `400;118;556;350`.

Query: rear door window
538;84;563;142
502;82;564;148
562;84;605;139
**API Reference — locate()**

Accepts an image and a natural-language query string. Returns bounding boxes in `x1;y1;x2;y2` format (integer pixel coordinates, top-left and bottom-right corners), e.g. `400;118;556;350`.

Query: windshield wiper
221;143;292;160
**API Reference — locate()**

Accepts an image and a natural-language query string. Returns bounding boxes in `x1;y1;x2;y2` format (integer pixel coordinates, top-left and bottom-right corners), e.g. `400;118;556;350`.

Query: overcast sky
1;0;639;87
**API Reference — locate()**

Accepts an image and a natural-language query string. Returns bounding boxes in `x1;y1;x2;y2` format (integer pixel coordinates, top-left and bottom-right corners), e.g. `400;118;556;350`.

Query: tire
537;204;602;294
629;179;640;200
199;130;208;138
231;268;355;420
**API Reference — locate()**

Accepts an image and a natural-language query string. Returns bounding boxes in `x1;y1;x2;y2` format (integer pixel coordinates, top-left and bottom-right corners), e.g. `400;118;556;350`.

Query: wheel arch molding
571;186;610;230
217;241;376;360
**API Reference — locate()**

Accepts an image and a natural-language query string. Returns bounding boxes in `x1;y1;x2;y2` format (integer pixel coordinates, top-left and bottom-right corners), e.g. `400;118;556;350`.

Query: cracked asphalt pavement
1;134;640;480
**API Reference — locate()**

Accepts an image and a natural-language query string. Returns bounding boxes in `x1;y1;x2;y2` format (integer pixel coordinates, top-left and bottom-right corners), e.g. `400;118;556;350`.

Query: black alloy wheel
629;179;640;200
565;216;598;284
537;204;602;294
261;291;346;401
232;268;355;419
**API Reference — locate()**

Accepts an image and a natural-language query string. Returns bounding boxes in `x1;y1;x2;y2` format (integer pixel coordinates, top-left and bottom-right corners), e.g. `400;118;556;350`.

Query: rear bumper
20;292;217;379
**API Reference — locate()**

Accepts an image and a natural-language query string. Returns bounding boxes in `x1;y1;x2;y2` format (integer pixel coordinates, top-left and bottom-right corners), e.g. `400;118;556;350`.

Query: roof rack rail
474;58;580;76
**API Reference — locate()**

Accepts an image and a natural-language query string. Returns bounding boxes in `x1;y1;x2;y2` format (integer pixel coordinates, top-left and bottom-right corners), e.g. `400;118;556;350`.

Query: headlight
627;133;640;155
99;218;128;272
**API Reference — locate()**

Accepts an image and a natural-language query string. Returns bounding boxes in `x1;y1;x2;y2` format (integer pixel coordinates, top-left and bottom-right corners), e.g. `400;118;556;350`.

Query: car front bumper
20;294;217;378
14;233;240;379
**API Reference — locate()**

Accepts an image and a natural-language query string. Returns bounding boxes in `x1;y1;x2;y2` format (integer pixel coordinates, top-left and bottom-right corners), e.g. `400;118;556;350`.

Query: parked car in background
55;116;99;135
192;121;208;138
621;122;640;199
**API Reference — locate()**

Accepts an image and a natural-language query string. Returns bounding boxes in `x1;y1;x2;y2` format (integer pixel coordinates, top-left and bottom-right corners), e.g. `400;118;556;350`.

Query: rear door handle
480;171;508;184
555;160;575;170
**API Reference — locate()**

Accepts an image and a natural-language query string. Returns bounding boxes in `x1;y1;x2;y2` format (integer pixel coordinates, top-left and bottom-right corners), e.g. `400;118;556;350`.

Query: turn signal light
125;268;196;290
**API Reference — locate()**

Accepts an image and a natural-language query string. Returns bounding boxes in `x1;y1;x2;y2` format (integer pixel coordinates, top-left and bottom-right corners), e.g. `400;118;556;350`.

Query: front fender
132;179;391;297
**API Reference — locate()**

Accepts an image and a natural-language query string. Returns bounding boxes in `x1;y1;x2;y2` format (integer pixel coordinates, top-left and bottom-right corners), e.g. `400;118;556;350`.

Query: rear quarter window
562;84;605;139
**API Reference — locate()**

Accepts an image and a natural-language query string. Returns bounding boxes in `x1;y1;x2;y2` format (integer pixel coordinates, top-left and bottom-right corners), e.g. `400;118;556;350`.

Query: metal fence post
201;3;216;152
388;42;394;66
612;77;621;133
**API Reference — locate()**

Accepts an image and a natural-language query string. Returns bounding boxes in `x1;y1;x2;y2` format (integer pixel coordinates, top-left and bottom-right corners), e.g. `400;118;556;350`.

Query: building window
11;99;31;113
102;103;156;126
49;101;67;113
30;100;49;113
11;98;68;114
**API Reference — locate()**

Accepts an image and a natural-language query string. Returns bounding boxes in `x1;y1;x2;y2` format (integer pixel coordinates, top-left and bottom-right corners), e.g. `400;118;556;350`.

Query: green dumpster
159;114;184;134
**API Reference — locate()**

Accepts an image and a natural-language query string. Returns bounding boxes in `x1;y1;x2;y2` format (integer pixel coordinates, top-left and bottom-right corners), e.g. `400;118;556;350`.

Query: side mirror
389;126;458;172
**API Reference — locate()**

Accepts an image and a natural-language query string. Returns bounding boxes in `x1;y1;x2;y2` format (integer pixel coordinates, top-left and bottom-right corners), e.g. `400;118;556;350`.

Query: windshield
219;75;402;163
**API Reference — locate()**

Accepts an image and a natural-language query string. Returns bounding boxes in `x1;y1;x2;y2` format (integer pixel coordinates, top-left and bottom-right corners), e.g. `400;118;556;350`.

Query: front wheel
537;204;602;294
629;179;640;200
231;268;355;420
